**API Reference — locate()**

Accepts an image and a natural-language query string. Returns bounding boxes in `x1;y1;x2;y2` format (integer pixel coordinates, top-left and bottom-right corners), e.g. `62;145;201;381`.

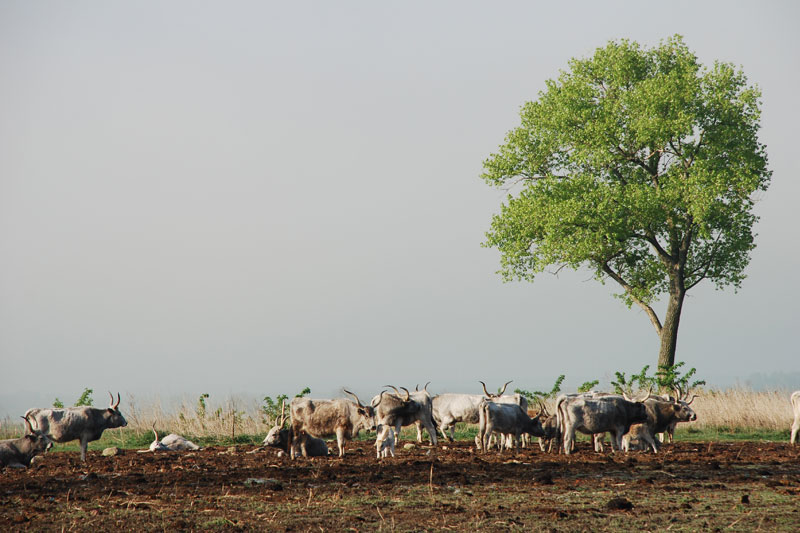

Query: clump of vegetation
261;387;311;425
52;398;64;408
612;362;706;396
74;388;94;406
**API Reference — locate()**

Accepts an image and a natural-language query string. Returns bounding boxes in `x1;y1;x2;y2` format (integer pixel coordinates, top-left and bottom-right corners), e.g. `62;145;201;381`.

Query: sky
1;1;798;417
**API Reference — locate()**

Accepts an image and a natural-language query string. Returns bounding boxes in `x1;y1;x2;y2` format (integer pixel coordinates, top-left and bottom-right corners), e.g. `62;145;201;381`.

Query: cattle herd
2;386;800;468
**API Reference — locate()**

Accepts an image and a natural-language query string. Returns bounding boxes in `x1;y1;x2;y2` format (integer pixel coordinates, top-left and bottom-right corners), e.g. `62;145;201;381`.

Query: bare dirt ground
2;440;799;532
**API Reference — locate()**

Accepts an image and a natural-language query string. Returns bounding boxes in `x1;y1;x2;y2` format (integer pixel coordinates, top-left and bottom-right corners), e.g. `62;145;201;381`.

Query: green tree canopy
482;35;770;367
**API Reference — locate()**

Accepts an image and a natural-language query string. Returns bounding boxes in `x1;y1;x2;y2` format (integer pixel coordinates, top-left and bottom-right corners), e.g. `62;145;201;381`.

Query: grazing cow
0;416;52;468
25;392;128;461
622;395;697;453
559;392;649;455
375;425;396;458
263;401;328;457
791;391;800;445
376;385;437;446
148;424;201;452
477;400;545;453
290;390;385;458
432;381;518;442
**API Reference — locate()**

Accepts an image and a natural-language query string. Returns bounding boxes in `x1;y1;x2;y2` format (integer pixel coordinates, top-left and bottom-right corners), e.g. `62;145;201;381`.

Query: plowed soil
2;440;799;531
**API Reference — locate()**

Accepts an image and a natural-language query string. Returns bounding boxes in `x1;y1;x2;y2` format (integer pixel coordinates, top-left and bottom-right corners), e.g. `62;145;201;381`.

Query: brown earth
2;440;799;532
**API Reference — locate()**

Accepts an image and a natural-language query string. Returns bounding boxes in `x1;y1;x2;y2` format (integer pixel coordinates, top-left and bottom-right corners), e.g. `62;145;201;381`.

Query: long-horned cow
791;390;800;445
0;416;53;468
289;390;384;458
477;400;545;453
263;401;328;457
431;381;518;442
375;385;437;446
558;391;650;455
25;392;128;461
622;391;697;453
148;423;201;452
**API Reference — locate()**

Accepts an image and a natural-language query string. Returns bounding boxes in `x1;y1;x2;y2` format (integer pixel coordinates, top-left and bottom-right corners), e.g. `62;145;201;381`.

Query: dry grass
123;394;274;440
690;388;796;431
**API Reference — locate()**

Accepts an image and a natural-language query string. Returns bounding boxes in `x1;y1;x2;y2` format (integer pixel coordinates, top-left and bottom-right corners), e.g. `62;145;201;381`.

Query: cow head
672;386;698;421
344;389;376;431
149;423;169;451
22;415;53;454
526;413;546;438
106;392;128;428
263;400;290;447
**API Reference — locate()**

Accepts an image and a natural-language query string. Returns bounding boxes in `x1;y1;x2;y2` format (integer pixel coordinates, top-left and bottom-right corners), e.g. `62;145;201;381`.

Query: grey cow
0;416;52;468
25;392;128;461
477;400;545;453
558;392;649;455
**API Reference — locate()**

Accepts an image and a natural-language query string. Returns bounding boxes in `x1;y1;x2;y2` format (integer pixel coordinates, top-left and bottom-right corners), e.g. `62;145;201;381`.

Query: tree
482;36;770;368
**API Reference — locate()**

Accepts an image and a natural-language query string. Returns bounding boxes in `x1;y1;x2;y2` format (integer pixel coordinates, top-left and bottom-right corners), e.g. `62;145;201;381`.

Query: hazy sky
2;2;798;417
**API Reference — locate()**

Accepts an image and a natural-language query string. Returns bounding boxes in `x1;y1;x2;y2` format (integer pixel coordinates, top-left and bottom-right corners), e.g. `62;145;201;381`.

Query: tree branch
601;262;663;336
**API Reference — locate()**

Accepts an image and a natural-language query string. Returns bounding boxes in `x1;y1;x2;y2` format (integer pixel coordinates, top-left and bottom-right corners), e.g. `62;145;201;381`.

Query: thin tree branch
601;262;663;336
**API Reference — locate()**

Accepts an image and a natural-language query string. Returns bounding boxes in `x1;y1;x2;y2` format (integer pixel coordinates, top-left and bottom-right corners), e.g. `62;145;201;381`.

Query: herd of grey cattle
2;387;800;468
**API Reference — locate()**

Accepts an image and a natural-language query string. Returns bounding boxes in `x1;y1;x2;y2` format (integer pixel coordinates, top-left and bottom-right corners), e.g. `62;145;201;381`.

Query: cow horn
686;394;697;405
343;389;363;408
279;399;287;427
415;384;419;391
479;381;493;398
152;422;159;443
109;391;115;408
383;385;402;397
21;415;34;434
422;381;430;392
536;399;549;418
115;393;121;409
499;380;512;395
400;387;411;401
373;390;385;407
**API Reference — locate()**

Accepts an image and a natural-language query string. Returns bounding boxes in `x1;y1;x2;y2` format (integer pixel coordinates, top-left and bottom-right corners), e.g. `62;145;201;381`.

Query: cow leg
643;428;659;453
80;436;89;461
335;428;346;457
791;415;799;445
414;420;424;443
563;428;575;455
424;417;438;446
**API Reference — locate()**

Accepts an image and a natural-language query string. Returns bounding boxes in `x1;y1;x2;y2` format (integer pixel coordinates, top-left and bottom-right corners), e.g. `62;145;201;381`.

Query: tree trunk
657;289;685;369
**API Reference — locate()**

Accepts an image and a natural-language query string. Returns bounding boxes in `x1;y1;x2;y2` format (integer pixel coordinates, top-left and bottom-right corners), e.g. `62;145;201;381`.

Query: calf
25;392;128;461
477;400;544;453
375;425;396;458
0;416;52;468
791;390;800;445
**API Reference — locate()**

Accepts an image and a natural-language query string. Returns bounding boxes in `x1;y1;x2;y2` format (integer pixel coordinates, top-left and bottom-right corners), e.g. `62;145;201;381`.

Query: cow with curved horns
25;392;128;461
558;390;651;455
263;400;328;457
376;385;437;446
0;416;53;468
432;381;520;443
148;423;201;452
290;390;390;458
